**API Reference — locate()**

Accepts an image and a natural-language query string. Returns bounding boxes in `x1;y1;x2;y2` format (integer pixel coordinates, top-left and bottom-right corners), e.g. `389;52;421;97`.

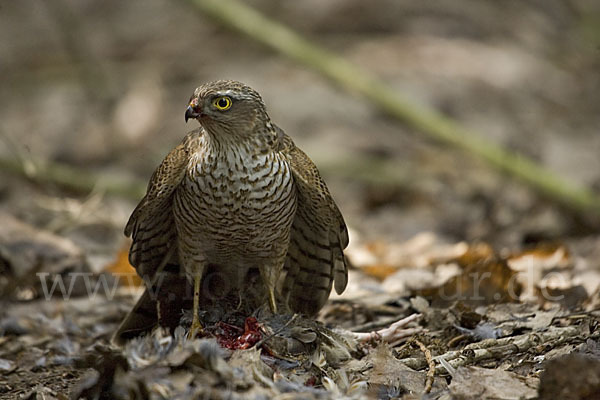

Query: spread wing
125;135;193;279
114;132;195;344
278;128;349;315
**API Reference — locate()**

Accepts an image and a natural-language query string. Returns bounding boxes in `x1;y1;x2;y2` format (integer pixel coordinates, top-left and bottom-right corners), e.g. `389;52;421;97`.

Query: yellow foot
188;319;204;339
187;273;204;339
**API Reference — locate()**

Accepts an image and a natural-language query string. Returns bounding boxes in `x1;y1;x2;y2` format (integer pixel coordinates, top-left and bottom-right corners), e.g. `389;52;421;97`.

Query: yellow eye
213;96;232;111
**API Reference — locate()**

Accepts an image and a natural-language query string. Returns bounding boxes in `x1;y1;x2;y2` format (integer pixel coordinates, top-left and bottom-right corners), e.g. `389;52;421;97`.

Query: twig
413;339;435;394
349;315;409;333
400;325;581;373
254;313;299;349
187;0;600;216
350;314;422;346
447;334;469;348
0;156;146;200
437;357;456;378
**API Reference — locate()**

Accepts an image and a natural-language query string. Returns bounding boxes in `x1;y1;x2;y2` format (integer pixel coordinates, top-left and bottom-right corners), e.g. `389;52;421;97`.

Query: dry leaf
416;247;521;307
104;244;142;288
450;366;538;399
362;263;398;281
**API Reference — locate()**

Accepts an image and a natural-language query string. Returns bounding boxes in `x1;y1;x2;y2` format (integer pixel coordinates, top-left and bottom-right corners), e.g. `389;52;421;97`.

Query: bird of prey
114;80;348;342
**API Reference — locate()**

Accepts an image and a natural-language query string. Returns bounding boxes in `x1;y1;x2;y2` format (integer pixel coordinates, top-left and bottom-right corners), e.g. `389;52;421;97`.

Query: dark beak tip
185;106;194;124
185;106;196;123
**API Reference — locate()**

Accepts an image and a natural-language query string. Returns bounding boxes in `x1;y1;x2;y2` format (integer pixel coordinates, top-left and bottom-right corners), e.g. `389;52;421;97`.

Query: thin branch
187;0;600;216
349;314;422;346
0;157;146;200
413;339;435;394
400;325;581;373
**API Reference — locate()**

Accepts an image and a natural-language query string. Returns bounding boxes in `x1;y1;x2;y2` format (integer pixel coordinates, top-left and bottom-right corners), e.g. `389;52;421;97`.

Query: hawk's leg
258;258;284;314
182;259;206;339
189;273;204;338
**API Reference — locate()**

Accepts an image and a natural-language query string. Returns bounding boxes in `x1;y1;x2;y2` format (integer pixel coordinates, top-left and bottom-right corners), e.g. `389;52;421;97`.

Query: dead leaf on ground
346;344;447;397
508;243;572;303
346;232;468;280
454;242;495;267
415;249;521;307
104;244;142;288
362;264;399;281
449;366;538;400
0;212;90;300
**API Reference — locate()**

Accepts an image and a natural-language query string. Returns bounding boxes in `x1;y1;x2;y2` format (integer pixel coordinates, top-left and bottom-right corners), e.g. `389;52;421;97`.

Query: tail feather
112;263;188;346
112;289;156;346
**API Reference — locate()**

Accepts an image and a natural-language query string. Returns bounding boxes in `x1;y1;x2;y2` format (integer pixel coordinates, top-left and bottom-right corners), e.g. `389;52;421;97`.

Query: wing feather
125;134;193;279
114;132;196;344
278;128;349;315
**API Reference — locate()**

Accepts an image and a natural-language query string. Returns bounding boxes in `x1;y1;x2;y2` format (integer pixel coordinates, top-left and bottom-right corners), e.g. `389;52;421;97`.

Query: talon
188;320;204;339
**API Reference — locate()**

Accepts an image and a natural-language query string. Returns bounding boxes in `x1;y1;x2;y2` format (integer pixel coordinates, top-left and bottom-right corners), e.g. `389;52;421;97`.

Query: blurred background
2;2;600;395
1;0;600;267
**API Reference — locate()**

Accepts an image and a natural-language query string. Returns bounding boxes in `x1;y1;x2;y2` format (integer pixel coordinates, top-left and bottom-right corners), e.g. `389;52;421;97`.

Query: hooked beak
185;105;200;123
185;98;201;123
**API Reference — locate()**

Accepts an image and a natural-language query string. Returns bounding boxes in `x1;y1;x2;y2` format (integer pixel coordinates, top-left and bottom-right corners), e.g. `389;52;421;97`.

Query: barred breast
172;133;297;278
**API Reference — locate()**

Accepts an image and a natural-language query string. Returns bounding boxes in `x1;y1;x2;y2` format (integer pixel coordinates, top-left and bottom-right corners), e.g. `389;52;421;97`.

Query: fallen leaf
450;366;538;400
416;250;521;307
104;244;141;287
362;264;398;281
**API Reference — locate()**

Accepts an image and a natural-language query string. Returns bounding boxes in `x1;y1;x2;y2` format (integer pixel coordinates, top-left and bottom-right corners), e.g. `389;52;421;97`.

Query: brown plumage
114;80;348;343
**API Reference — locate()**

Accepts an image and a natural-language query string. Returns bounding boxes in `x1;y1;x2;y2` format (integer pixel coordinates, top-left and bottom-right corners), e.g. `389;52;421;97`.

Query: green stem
0;157;146;200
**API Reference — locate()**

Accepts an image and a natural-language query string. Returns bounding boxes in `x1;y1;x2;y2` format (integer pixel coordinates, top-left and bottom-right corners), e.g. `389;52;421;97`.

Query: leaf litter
1;214;600;399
